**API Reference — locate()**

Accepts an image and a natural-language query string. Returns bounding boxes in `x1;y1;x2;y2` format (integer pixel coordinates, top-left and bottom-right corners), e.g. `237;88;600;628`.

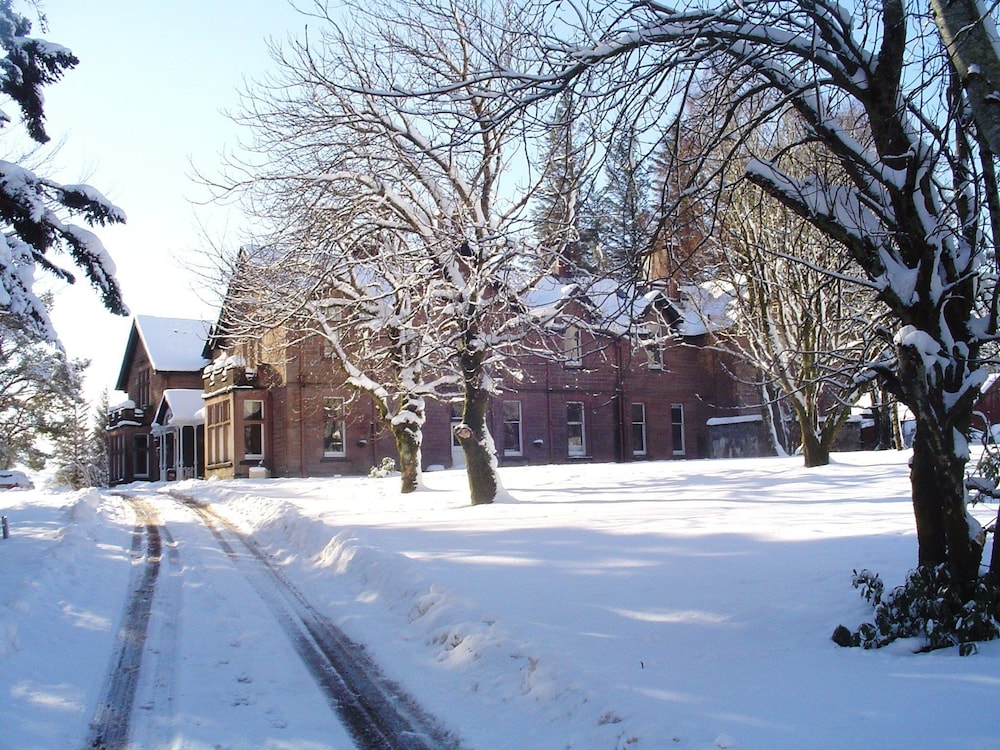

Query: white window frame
503;400;523;457
631;403;647;457
645;322;665;370
567;401;587;457
323;396;347;458
243;399;265;460
564;325;583;369
671;403;686;455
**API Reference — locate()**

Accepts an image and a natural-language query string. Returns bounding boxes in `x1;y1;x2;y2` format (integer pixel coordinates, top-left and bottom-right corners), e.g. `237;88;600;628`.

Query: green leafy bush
832;566;1000;656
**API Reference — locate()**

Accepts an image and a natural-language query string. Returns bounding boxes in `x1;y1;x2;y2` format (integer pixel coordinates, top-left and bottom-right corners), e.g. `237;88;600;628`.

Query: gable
116;316;212;391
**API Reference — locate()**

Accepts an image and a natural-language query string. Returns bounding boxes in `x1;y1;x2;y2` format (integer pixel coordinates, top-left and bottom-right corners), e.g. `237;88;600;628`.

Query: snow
706;414;762;426
154;388;206;426
1;451;999;749
133;315;212;373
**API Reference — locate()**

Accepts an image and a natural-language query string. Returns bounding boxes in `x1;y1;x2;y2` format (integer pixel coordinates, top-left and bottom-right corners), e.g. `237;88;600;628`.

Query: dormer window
645;322;666;370
564;325;583;369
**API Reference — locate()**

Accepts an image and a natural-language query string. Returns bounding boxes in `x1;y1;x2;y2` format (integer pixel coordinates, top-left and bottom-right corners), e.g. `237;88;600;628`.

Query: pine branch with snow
0;1;126;343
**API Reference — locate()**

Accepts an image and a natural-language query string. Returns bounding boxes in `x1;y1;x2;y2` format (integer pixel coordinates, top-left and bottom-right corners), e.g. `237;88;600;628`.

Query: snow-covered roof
706;414;763;426
153;389;206;427
524;273;730;338
677;281;735;336
116;315;212;391
135;315;212;371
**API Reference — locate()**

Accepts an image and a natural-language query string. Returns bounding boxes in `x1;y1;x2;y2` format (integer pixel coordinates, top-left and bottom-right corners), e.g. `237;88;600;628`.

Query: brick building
107;316;211;484
109;275;761;484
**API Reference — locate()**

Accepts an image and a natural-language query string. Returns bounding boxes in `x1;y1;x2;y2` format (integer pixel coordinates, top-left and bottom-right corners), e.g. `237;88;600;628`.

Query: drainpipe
545;361;553;463
299;384;307;478
615;338;627;463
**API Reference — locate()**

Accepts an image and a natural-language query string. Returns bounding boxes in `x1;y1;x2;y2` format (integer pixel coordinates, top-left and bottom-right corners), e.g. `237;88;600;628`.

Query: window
564;326;583;369
631;403;647;457
567;401;586;456
136;367;150;407
451;402;463;450
646;341;664;370
207;400;231;465
110;434;125;482
645;323;665;370
244;399;264;460
133;434;150;478
503;401;523;456
671;404;685;455
323;397;347;457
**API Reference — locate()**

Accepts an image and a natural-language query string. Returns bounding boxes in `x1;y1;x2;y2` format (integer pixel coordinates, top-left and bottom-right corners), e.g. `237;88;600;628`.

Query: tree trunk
793;401;830;467
898;344;984;588
909;425;949;568
800;427;830;468
391;395;425;494
910;421;984;586
991;507;1000;576
454;351;498;505
931;0;1000;157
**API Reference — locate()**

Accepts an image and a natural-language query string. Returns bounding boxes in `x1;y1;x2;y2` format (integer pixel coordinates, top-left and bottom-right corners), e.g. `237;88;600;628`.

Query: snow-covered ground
1;450;998;749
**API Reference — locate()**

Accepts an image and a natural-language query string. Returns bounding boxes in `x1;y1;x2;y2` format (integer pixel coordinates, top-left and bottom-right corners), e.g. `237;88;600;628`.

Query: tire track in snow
171;491;461;750
130;521;181;746
83;497;162;750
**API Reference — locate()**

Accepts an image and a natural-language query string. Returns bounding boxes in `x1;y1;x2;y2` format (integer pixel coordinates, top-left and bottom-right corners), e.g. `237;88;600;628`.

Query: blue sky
35;1;313;400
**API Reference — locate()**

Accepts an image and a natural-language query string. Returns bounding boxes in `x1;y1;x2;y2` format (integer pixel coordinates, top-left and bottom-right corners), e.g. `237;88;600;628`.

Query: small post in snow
1;515;8;539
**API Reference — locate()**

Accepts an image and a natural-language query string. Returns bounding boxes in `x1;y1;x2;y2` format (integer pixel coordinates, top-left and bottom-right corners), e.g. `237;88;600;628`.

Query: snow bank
193;479;636;748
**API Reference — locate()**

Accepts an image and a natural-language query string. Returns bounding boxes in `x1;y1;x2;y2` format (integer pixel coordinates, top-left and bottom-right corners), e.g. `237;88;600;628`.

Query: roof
153;389;206;427
116;315;212;391
524;273;723;338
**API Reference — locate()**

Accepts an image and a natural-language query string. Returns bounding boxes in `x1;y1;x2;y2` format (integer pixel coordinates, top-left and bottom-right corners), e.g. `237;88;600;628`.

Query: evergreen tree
85;389;109;487
0;1;127;343
647;116;719;284
600;125;652;282
51;395;92;489
532;92;599;272
0;310;85;469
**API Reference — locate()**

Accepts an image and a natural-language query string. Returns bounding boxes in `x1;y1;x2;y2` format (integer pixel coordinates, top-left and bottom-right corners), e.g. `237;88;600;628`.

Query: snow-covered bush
368;457;397;479
833;567;1000;656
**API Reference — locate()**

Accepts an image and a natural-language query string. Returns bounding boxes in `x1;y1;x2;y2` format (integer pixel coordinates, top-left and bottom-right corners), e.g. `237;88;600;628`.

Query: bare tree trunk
391;395;425;494
800;428;830;468
931;0;1000;157
899;343;984;588
991;509;1000;575
454;350;498;505
910;425;949;568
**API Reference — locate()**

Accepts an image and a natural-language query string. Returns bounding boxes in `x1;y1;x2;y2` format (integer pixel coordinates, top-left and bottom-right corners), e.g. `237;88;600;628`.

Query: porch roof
153;389;206;427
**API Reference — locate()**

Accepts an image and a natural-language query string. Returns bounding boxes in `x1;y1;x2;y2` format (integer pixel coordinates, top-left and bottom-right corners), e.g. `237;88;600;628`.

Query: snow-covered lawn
1;450;998;749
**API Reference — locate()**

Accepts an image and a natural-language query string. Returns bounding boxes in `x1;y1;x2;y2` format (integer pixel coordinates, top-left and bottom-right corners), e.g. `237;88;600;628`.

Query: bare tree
680;101;893;467
931;0;1000;156
206;0;556;503
714;180;890;466
436;0;1000;586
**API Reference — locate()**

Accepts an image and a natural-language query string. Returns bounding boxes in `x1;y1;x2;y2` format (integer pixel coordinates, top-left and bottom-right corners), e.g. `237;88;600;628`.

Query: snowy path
85;497;165;749
87;492;456;750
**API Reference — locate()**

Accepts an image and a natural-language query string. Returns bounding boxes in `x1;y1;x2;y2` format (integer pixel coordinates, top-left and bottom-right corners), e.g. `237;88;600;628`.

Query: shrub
832;566;1000;656
368;456;397;478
